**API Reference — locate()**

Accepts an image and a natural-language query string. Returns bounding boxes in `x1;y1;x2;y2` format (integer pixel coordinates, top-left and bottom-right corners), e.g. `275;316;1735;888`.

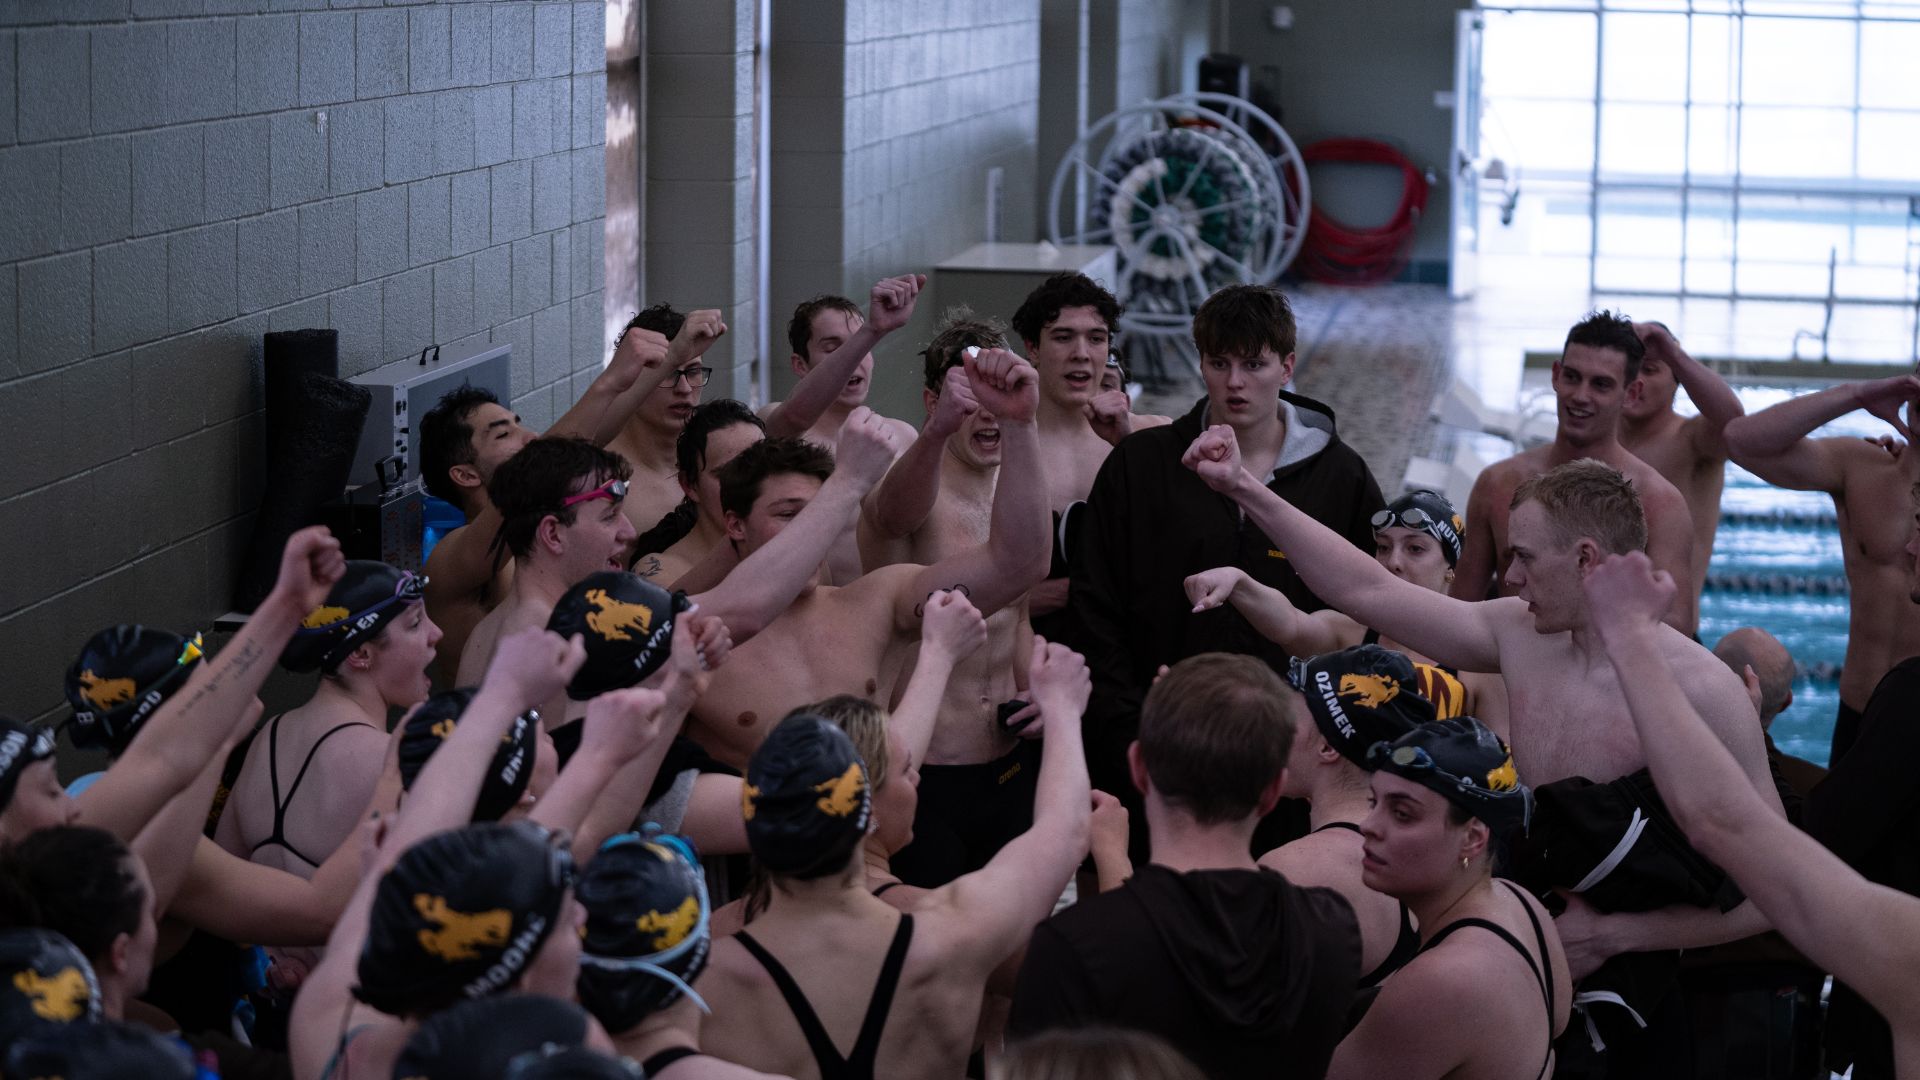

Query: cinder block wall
769;0;1043;424
0;0;608;722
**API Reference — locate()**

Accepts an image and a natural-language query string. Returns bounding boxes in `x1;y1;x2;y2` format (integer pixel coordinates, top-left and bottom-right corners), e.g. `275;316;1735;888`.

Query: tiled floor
1135;278;1920;494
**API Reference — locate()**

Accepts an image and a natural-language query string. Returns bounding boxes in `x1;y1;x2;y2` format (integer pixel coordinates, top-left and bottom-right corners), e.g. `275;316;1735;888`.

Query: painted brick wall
0;0;607;722
770;0;1042;423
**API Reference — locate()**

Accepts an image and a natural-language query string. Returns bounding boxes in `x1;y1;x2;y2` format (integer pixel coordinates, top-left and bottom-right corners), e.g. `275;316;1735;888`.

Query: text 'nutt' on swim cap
744;714;871;880
547;571;690;700
1367;717;1533;838
1372;489;1465;567
399;688;539;823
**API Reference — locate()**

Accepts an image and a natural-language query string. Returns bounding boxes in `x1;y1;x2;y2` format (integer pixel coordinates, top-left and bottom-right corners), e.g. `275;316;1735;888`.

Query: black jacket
1069;390;1383;792
1010;864;1360;1080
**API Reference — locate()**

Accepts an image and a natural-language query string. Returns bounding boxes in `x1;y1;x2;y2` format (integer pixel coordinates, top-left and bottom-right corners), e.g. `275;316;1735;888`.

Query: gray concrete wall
770;0;1042;424
1222;0;1462;272
0;0;607;721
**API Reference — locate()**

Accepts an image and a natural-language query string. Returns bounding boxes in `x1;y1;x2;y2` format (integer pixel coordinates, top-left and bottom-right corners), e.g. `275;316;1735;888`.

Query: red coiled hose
1296;138;1429;286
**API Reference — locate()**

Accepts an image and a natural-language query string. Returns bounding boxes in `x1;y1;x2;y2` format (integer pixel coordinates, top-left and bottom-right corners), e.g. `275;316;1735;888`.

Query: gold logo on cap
413;895;511;961
1485;757;1520;792
76;670;137;711
13;967;88;1022
741;783;760;821
584;589;654;642
1338;673;1400;709
635;896;699;951
430;718;456;740
302;605;350;629
813;763;865;818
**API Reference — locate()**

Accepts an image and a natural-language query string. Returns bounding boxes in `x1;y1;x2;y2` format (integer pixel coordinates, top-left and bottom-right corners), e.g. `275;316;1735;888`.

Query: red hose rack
1295;138;1430;286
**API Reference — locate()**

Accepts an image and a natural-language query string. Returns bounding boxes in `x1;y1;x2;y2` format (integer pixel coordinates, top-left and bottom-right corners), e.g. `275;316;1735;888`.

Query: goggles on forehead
1373;506;1437;532
562;478;629;509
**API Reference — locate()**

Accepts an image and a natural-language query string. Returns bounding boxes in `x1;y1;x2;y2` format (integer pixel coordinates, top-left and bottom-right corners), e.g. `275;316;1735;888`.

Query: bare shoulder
1258;831;1350;887
756;400;782;420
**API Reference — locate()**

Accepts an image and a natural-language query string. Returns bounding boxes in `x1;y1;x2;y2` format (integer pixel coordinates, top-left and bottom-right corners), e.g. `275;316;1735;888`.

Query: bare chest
1036;429;1109;512
1500;642;1646;786
692;605;896;767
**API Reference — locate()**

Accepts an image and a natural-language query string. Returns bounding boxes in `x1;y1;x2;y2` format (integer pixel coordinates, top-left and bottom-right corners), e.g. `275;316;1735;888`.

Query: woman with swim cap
220;560;440;877
1326;718;1571;1080
1185;489;1507;735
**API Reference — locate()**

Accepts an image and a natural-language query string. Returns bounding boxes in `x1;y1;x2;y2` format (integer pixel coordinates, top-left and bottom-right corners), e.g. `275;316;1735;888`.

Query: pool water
1695;383;1888;767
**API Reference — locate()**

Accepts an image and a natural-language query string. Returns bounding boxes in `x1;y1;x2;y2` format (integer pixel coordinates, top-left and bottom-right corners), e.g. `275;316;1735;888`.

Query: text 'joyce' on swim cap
392;992;591;1079
577;832;711;1034
0;927;102;1048
743;713;872;880
1372;489;1465;567
354;821;575;1017
280;561;428;674
1367;716;1534;838
399;687;539;823
0;717;58;813
1287;644;1437;767
546;571;691;700
62;625;204;757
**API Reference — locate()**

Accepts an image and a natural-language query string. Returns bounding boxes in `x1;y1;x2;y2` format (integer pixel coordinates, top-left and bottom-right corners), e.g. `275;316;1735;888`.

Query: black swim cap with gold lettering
398;688;539;823
0;928;101;1048
62;625;204;757
281;560;428;674
1368;717;1533;838
1372;489;1465;567
354;821;574;1017
547;571;690;700
744;714;871;880
0;717;58;812
1287;644;1437;766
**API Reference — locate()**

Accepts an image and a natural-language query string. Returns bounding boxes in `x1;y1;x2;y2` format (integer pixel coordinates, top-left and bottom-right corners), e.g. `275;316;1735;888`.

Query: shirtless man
606;307;730;539
1180;432;1784;1034
1453;310;1697;635
1587;550;1920;1080
689;348;1051;770
1616;321;1744;608
857;315;1046;884
420;315;716;681
1085;352;1172;446
758;279;925;585
697;641;1093;1080
457;413;905;693
635;400;766;585
1010;272;1124;514
1724;372;1920;763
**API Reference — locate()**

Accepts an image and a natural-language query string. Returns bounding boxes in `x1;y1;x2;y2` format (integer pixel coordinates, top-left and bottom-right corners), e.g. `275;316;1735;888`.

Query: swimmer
1452;311;1697;635
219;561;436;878
1723;371;1920;763
636;400;768;584
393;994;616;1074
1260;646;1438;989
1586;550;1920;1080
1182;431;1782;1015
1326;719;1572;1080
0;828;155;1026
1616;322;1744;616
687;349;1051;769
1011;273;1125;514
1185;488;1507;736
421;316;695;683
605;305;732;542
698;640;1093;1080
577;832;788;1077
1083;352;1172;447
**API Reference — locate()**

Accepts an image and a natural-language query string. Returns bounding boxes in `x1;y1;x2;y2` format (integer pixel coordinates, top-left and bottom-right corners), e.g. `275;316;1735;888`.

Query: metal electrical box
345;343;514;489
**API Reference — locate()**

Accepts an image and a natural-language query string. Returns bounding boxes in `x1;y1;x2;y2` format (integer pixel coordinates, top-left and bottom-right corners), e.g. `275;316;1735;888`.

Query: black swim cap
744;714;871;880
504;1047;643;1079
1287;644;1437;766
5;1018;194;1080
0;928;101;1048
62;625;204;756
1368;717;1533;838
0;717;58;812
577;833;710;1034
392;993;591;1079
354;821;574;1016
1373;489;1465;567
281;561;428;674
399;688;539;823
546;571;690;700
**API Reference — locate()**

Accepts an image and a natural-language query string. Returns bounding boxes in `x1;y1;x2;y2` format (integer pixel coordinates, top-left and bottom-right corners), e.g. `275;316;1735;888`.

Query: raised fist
668;309;727;365
1028;637;1091;722
964;347;1039;424
1085;389;1133;447
928;366;980;439
271;526;347;616
834;406;903;491
484;628;587;711
606;327;671;395
1183;567;1246;613
1181;425;1244;493
920;589;988;660
867;274;926;335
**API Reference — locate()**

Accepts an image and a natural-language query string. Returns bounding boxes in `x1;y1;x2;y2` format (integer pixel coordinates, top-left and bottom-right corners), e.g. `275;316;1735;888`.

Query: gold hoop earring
1460;855;1470;872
